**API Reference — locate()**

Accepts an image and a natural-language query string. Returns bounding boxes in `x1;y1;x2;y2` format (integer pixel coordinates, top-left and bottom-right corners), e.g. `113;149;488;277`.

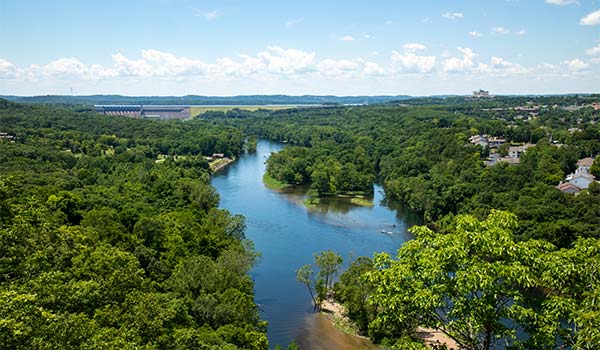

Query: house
488;137;506;149
566;172;596;190
0;132;15;143
469;135;488;147
577;157;595;174
508;144;534;159
557;182;581;195
212;153;225;159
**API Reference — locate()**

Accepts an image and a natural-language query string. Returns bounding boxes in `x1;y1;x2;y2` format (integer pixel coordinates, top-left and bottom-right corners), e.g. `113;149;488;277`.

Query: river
211;140;421;349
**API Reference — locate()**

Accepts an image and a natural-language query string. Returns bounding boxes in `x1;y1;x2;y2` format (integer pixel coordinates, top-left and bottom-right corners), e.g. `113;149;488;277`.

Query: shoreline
210;157;235;173
320;299;457;350
261;174;374;208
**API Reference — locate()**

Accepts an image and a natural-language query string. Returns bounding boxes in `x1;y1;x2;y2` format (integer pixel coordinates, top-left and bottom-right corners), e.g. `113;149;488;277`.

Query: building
469;135;488;147
577;157;595;173
0;132;15;143
94;105;191;120
557;182;581;195
566;172;596;190
488;137;506;149
473;89;490;98
508;144;534;159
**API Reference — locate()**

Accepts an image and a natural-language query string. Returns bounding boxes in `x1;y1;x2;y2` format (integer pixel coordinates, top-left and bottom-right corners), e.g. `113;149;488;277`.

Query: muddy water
212;140;421;349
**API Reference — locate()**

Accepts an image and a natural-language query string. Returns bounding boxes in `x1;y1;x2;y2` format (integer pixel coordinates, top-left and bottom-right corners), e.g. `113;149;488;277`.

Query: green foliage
0;100;265;349
361;211;600;349
212;101;600;246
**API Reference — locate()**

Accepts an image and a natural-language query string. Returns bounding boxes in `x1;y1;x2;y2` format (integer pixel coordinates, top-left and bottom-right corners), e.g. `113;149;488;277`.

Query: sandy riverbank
210;157;234;173
319;299;458;350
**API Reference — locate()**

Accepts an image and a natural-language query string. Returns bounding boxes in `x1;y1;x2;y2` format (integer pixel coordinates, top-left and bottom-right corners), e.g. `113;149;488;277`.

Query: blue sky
1;0;599;96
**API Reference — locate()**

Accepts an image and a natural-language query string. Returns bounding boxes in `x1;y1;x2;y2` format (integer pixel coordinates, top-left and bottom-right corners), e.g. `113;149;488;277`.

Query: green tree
296;264;319;310
367;211;554;349
314;250;343;290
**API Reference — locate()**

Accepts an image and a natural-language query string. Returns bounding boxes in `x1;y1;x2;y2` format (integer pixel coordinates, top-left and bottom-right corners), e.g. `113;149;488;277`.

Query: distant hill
0;94;413;106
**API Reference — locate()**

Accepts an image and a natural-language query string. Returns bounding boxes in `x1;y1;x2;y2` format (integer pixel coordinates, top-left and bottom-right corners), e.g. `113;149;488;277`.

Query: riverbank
262;173;291;190
320;299;457;350
210;157;234;173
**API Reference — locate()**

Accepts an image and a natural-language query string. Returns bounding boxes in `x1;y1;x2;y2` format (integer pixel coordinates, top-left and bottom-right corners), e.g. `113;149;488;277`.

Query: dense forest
0;99;267;349
203;96;600;349
2;95;600;349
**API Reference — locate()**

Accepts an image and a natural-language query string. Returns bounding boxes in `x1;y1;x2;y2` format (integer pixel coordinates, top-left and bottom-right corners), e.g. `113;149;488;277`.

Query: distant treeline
0;94;412;106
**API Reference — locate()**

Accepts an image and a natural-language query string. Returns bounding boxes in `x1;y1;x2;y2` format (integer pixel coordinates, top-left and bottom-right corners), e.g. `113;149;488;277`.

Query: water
211;140;421;349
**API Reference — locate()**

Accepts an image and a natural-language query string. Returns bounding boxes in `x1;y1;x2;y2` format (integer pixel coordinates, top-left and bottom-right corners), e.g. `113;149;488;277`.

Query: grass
191;105;297;117
303;197;320;208
262;173;291;190
349;197;374;207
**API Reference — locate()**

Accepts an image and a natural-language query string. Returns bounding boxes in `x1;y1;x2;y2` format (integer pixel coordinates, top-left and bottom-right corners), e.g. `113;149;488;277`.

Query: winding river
211;140;421;349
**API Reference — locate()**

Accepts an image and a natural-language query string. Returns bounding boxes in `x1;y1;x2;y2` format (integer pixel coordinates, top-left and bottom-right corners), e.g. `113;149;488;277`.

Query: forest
2;95;600;349
204;96;600;349
0;99;267;349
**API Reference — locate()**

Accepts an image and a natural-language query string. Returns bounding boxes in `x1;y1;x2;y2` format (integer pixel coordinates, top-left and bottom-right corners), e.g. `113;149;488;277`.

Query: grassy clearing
349;197;374;207
210;157;233;172
262;173;291;190
192;105;297;117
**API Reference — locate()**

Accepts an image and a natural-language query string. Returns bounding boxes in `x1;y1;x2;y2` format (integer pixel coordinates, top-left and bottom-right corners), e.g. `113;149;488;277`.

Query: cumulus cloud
340;35;355;42
587;43;600;56
545;0;579;5
0;58;18;79
580;10;600;26
443;47;478;72
492;26;510;34
488;56;528;74
515;29;526;36
469;31;483;37
442;12;464;20
391;50;436;73
564;58;589;71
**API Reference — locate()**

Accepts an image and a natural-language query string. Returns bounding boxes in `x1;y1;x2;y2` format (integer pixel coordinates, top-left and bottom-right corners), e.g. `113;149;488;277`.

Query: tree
296;264;319;310
314;250;343;290
367;211;555;349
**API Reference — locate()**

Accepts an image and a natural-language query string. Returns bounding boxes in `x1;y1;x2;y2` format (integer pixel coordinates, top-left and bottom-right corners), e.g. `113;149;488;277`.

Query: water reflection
212;140;421;349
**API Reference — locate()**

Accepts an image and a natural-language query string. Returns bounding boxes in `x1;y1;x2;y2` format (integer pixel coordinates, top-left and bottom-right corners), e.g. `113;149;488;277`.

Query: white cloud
564;58;590;71
587;43;600;56
340;35;355;42
492;26;510;34
256;46;316;75
0;58;17;79
443;47;477;72
402;43;427;52
469;31;483;37
545;0;579;5
363;61;386;76
285;18;303;28
489;56;528;74
515;29;526;36
580;10;600;26
316;59;361;78
442;12;464;20
391;51;436;73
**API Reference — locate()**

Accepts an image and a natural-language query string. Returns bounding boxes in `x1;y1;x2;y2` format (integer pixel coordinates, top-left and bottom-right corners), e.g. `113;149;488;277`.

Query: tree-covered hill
0;99;266;349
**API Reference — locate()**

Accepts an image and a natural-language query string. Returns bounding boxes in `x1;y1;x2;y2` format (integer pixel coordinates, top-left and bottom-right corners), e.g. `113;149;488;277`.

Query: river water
211;140;421;349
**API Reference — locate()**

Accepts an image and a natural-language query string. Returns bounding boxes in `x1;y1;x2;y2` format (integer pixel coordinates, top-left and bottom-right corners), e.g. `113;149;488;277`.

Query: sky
1;0;599;96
